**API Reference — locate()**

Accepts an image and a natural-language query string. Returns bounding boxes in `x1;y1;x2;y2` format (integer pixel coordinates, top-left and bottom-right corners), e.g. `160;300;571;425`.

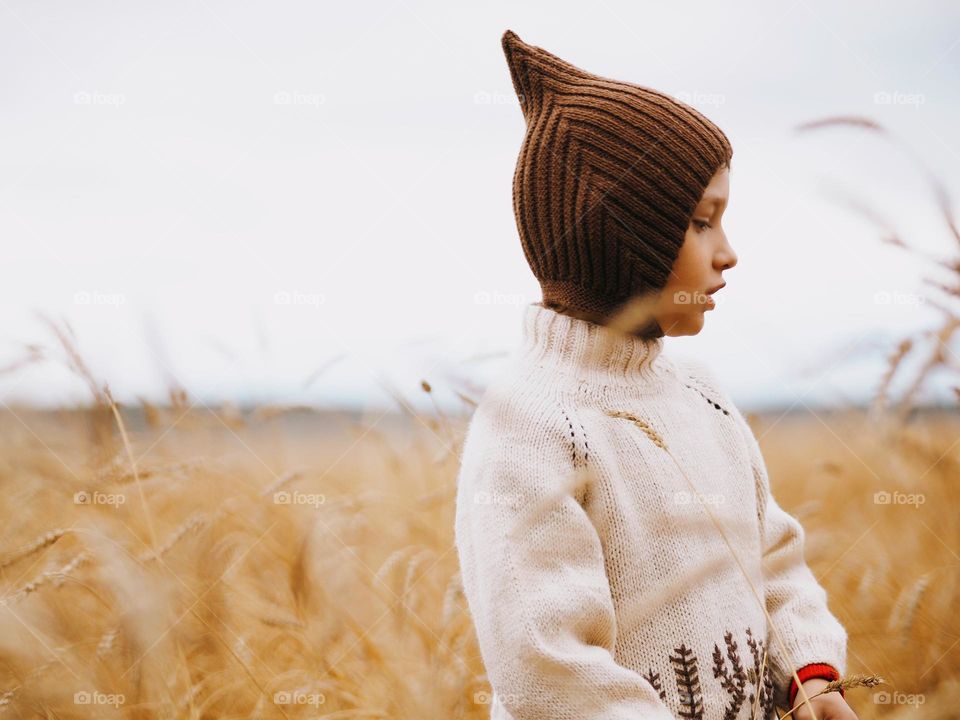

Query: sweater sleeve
454;394;675;720
731;405;848;709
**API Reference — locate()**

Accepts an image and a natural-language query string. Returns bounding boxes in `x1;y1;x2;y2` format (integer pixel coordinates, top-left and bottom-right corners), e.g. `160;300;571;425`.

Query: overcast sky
2;0;959;413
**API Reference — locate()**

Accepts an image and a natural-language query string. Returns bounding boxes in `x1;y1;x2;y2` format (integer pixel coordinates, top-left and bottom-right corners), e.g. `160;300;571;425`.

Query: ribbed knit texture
454;302;847;720
501;30;734;322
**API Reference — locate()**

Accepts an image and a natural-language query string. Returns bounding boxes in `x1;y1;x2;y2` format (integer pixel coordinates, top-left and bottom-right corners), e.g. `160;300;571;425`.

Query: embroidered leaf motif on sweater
645;627;775;720
669;643;704;719
642;667;668;702
712;631;747;720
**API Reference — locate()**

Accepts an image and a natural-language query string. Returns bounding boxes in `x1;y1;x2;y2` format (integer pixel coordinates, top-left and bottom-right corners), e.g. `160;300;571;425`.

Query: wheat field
1;377;958;718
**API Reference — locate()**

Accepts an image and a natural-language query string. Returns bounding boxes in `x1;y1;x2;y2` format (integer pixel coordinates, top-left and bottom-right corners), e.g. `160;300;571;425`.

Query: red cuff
788;663;843;706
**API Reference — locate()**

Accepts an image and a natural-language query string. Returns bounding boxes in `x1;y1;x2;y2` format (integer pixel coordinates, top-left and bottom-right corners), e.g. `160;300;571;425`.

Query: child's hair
501;30;733;323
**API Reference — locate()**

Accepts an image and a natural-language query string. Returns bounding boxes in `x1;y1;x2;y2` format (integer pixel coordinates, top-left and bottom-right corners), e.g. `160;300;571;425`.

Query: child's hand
792;678;860;720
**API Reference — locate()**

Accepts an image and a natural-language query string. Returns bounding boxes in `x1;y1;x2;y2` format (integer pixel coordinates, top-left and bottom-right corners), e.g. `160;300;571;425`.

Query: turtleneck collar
516;302;667;383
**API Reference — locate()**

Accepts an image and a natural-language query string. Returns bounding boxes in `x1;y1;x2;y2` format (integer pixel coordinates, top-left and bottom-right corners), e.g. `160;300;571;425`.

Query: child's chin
663;313;706;338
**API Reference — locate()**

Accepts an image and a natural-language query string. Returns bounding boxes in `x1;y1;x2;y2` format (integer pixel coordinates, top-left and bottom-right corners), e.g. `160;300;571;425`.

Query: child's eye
693;219;712;232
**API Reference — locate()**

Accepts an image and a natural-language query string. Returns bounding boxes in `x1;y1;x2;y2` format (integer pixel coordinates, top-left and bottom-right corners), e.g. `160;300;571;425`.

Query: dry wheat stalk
402;548;434;604
12;549;91;600
96;625;119;659
440;572;463;628
0;688;17;708
374;547;412;590
887;571;933;638
780;675;884;719
0;528;68;570
138;512;208;563
605;410;668;450
260;612;307;629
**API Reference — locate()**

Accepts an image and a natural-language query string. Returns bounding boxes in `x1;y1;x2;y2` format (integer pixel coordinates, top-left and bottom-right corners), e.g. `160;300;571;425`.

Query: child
453;30;858;720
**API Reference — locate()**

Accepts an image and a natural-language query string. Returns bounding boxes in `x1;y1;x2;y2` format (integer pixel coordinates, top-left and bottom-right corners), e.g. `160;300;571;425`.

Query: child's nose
718;237;737;270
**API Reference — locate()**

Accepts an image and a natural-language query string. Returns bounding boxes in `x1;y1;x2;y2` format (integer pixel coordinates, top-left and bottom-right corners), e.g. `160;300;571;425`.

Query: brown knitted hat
501;29;733;325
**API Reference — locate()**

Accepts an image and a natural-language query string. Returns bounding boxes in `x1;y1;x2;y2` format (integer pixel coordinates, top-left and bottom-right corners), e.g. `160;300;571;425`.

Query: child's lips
704;282;725;310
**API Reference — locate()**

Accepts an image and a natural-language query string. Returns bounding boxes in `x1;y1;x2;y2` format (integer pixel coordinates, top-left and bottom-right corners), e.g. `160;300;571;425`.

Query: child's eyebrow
700;196;727;209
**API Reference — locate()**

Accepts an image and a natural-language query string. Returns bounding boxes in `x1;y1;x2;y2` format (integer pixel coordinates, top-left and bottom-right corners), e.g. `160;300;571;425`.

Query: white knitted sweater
454;302;847;720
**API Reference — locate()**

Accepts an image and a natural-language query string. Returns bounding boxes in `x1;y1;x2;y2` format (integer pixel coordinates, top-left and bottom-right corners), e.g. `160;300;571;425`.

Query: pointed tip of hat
499;30;601;123
500;29;529;119
501;30;593;81
501;29;526;60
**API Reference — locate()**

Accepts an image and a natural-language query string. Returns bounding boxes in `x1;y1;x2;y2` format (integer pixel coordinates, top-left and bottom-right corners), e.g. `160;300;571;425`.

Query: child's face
651;166;736;337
